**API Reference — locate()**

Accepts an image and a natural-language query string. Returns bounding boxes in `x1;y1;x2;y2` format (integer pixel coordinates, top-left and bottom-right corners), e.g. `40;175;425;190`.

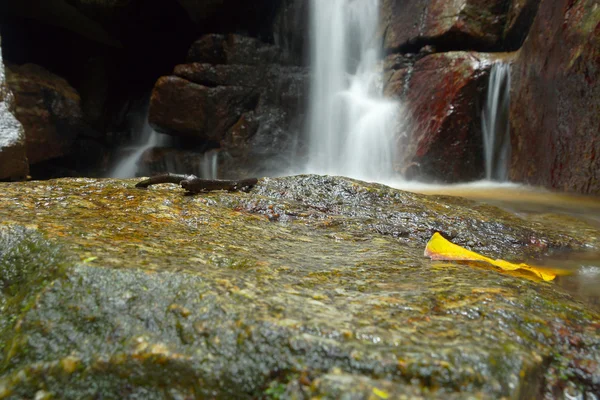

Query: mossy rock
0;175;598;399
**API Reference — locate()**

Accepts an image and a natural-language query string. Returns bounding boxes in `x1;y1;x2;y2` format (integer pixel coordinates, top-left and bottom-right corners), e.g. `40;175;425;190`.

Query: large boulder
385;51;504;182
149;33;308;177
0;39;28;181
379;0;540;53
5;63;85;165
509;0;600;194
149;76;258;142
0;176;598;398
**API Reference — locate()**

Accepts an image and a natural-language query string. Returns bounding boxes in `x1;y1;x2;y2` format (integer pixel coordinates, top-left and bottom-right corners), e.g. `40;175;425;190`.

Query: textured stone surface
0;38;28;180
5;63;85;165
149;34;308;177
509;0;600;194
149;76;258;141
380;0;512;52
187;34;287;66
0;176;598;398
385;52;504;182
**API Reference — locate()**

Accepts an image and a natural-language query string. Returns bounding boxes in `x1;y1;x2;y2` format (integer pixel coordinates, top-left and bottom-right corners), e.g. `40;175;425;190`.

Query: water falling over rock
109;105;168;178
482;62;511;181
306;0;400;182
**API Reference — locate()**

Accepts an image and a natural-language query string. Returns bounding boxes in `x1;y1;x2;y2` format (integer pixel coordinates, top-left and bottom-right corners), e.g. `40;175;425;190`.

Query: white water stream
481;62;511;181
109;108;168;178
305;0;399;182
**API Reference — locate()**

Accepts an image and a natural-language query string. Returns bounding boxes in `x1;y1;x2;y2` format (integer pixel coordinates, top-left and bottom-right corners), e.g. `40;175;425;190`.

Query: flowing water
403;181;600;310
306;0;400;181
109;104;168;179
482;63;511;181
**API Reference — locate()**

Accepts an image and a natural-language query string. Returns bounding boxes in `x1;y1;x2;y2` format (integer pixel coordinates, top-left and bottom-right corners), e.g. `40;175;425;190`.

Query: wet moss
0;176;597;398
0;226;70;370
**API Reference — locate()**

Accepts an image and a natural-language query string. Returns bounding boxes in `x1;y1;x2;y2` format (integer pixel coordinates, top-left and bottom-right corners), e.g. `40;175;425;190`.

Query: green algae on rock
0;176;598;399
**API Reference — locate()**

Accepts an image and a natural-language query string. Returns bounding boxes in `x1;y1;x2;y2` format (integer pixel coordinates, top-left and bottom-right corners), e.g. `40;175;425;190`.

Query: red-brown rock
148;76;258;141
386;52;501;182
380;0;540;52
5;63;84;165
509;0;600;194
381;0;510;52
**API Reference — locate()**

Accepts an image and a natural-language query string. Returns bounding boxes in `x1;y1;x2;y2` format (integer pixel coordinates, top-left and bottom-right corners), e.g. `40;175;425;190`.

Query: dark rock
176;0;282;37
509;0;600;194
0;176;598;398
0;38;28;180
5;63;85;165
272;0;309;65
148;76;259;141
138;147;221;178
187;34;286;65
149;35;308;177
221;111;260;157
385;51;501;183
502;0;542;48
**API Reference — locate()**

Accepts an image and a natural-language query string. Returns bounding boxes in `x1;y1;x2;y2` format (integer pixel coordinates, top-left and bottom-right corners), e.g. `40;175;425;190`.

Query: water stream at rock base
305;0;400;182
108;107;218;180
482;62;511;181
108;102;168;178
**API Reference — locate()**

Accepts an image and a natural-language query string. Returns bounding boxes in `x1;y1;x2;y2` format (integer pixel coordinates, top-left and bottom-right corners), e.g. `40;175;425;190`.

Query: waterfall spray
306;0;399;182
481;62;511;181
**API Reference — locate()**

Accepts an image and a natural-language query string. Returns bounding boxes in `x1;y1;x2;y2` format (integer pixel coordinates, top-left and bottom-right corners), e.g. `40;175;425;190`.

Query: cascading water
306;0;399;182
481;62;511;181
109;109;168;178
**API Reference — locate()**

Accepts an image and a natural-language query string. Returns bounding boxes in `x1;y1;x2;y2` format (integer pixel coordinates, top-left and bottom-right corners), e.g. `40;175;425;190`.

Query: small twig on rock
135;173;258;193
135;173;195;189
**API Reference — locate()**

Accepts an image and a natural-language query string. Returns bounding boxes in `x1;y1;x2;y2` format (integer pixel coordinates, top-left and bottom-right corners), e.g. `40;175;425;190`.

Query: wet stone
0;175;598;399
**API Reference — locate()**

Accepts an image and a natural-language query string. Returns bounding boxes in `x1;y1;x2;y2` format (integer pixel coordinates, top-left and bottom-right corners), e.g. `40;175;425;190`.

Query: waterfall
109;106;168;178
306;0;399;182
481;62;511;181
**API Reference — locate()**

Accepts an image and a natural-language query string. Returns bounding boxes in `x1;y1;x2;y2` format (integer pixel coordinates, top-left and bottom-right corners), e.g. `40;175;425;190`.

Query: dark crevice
502;0;543;51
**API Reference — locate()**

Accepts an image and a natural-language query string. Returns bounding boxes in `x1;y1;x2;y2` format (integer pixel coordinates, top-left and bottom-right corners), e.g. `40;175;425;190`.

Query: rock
385;51;501;182
149;34;308;176
5;63;85;165
509;0;600;194
148;76;258;141
0;175;598;398
380;0;540;53
187;34;286;65
0;38;28;180
272;0;309;65
503;0;542;48
137;147;221;178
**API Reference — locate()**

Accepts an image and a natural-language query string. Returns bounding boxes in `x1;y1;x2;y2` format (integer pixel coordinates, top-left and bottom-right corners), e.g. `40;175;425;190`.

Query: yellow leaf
424;232;556;281
372;388;389;399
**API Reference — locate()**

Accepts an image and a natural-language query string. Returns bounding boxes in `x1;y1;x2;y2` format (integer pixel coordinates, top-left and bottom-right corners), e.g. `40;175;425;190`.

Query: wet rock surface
149;33;308;177
379;0;539;53
0;38;28;181
0;175;598;399
385;52;503;183
509;0;600;195
5;63;86;165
